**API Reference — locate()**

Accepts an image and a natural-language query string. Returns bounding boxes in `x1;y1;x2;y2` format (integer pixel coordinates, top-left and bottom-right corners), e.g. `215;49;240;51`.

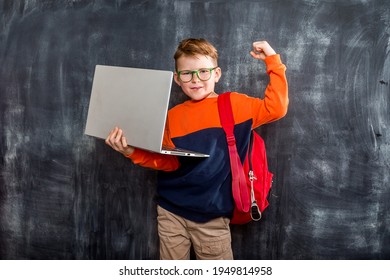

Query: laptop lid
85;65;172;153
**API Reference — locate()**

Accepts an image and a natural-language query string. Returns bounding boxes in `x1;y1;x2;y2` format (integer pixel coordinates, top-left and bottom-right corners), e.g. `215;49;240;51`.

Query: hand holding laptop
105;127;134;157
85;65;209;157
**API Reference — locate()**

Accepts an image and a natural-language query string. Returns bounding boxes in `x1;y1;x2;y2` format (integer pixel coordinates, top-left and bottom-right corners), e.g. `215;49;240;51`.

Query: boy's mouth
190;86;203;90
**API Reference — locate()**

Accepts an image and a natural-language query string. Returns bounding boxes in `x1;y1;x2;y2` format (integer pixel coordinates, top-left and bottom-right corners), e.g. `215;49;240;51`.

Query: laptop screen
85;65;173;153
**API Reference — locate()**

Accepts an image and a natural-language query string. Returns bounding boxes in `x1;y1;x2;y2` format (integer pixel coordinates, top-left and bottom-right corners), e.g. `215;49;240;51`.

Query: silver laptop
85;65;209;157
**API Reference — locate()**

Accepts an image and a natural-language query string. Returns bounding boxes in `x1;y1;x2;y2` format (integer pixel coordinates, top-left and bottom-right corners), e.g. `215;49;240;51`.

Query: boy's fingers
252;41;276;58
252;41;264;50
121;136;128;147
250;50;265;60
115;129;122;141
105;127;124;150
250;49;262;55
250;51;257;58
112;129;123;149
106;127;116;142
253;40;268;48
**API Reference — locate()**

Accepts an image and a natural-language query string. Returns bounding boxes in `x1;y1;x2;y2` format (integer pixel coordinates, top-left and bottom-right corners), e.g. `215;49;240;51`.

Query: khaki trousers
157;205;233;260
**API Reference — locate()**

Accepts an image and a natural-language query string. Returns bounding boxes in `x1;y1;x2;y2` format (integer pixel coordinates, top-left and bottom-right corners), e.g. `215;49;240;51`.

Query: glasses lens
198;68;211;81
179;71;193;82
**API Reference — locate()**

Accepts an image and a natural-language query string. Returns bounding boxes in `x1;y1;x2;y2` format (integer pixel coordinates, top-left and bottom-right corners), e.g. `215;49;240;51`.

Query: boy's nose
191;73;200;82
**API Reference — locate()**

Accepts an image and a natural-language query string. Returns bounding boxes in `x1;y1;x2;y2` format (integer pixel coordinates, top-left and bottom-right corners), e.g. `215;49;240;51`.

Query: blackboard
1;0;389;260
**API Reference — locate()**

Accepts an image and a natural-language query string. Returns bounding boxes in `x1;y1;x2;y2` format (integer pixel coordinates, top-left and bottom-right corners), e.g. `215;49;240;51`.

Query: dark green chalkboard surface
1;0;389;259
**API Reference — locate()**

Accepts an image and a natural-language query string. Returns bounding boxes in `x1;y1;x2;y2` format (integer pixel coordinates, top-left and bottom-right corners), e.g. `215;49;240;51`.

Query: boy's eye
199;69;209;74
181;71;192;76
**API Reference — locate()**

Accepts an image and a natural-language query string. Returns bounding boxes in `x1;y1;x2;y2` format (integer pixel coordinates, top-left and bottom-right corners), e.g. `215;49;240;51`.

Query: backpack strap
218;92;250;213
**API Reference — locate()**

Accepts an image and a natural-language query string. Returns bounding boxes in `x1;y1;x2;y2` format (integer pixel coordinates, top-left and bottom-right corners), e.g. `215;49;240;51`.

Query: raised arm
250;41;289;126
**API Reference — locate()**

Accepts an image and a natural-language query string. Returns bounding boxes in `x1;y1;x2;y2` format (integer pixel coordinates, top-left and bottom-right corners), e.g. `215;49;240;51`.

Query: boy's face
174;55;221;101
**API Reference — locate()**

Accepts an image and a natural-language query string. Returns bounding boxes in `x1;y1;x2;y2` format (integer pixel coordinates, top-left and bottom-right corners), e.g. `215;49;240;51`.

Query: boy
105;38;288;259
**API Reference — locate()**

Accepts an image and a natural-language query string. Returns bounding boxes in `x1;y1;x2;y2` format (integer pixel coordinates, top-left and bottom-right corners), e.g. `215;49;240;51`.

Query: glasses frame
176;67;218;83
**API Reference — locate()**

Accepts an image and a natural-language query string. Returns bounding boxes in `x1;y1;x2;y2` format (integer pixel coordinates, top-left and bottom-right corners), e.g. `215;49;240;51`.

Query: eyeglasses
177;67;218;83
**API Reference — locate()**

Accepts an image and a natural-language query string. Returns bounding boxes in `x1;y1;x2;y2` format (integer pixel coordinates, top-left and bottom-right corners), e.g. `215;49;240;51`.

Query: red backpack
218;92;273;224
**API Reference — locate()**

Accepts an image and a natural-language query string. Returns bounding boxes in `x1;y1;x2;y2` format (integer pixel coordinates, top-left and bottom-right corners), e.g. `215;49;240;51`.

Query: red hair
174;38;218;70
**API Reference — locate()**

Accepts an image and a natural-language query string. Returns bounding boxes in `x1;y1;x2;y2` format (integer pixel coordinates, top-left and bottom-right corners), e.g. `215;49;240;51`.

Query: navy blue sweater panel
157;120;252;222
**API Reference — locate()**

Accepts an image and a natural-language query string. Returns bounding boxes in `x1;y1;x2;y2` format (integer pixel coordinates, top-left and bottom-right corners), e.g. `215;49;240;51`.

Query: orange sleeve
228;54;288;128
236;54;289;128
125;148;180;172
250;54;289;127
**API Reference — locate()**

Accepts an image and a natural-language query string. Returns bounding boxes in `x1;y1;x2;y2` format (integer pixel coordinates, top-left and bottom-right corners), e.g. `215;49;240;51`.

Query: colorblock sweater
127;54;288;222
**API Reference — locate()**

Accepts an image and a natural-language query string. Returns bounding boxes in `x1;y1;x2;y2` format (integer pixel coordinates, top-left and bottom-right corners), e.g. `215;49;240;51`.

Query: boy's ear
173;72;181;86
214;67;222;83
